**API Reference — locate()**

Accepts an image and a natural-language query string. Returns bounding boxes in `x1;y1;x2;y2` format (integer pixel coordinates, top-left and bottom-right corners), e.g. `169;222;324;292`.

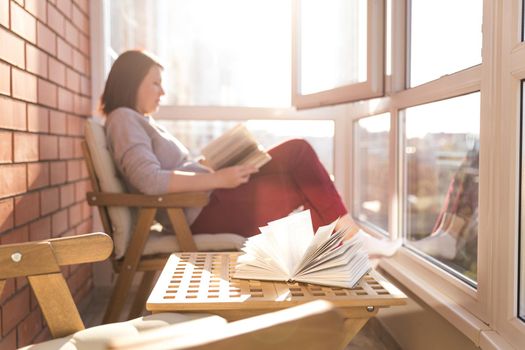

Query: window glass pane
409;0;482;87
403;93;480;284
353;113;390;233
109;0;291;107
299;0;367;95
157;120;334;175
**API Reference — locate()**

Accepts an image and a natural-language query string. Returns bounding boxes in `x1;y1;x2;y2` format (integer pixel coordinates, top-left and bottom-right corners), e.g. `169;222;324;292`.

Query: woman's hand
213;165;258;188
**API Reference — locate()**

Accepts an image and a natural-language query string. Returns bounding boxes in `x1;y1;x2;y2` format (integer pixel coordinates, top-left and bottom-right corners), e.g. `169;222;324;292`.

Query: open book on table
233;210;371;289
200;123;271;170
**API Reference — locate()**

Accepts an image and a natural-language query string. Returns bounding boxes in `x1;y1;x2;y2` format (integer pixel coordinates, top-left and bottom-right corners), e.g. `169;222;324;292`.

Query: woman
101;50;400;256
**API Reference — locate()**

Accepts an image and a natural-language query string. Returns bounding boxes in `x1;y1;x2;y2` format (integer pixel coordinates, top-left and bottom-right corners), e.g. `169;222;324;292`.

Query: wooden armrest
0;232;113;279
108;300;347;350
86;191;209;208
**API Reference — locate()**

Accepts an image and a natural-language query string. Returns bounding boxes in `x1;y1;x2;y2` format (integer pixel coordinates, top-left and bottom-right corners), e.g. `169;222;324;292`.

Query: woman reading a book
101;50;400;257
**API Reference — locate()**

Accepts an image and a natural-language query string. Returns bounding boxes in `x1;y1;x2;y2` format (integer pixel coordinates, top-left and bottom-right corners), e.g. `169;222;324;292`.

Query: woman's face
136;65;165;115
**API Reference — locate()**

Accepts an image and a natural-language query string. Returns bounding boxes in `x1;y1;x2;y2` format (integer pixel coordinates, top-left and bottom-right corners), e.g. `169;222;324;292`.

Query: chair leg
128;270;157;320
103;208;157;324
103;264;137;324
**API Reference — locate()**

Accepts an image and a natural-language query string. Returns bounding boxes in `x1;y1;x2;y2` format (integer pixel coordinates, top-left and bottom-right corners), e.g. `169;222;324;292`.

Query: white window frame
291;0;385;109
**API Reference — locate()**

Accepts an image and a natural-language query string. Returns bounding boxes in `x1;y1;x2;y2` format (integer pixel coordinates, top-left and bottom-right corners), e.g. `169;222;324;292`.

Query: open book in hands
200;123;272;170
233;210;371;289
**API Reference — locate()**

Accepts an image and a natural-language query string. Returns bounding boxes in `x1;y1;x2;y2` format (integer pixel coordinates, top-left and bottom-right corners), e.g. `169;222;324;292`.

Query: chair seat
143;231;246;256
19;313;226;350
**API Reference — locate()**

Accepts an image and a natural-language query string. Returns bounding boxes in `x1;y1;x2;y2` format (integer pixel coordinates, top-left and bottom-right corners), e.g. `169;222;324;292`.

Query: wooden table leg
342;317;371;346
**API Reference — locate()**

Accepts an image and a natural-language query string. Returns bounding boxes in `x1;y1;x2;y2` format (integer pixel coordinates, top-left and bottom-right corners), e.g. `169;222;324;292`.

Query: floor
81;286;402;349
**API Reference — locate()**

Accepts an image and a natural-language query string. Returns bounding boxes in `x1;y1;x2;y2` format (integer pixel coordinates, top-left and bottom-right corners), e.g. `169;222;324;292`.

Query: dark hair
100;50;162;115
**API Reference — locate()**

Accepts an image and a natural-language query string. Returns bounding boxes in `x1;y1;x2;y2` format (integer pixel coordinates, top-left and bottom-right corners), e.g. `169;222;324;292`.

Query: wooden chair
107;300;348;350
0;233;347;350
83;119;246;324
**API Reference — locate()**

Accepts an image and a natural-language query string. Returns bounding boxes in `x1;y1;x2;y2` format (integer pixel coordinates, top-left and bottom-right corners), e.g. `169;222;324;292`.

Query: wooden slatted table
147;252;407;345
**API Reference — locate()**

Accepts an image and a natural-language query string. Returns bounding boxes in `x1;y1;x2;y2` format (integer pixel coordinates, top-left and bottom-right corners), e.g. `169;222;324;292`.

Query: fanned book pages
200;124;272;170
233;210;371;289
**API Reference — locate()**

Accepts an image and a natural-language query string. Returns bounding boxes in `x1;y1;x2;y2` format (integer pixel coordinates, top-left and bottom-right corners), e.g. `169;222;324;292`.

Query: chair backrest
107;300;347;350
0;233;113;338
84;118;132;259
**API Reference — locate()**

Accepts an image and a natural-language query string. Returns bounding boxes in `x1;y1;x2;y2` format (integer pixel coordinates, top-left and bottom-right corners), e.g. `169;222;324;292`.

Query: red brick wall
0;0;93;348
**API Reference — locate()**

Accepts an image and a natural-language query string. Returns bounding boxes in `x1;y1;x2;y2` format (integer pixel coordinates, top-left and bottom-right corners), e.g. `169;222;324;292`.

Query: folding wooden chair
83;119;246;324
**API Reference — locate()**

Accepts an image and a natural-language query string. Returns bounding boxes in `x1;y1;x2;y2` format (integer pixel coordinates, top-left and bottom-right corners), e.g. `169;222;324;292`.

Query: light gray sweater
105;107;210;225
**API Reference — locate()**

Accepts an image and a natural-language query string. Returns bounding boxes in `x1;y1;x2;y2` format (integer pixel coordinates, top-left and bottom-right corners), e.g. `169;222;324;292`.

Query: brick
0;0;8;27
50;160;66;185
72;49;83;73
51;208;67;235
73;0;88;15
47;3;64;36
66;24;79;51
14;192;40;225
26;44;48;78
0;330;16;350
74;180;84;202
66;114;82;136
32;327;51;346
25;0;47;22
0;27;25;68
1;287;30;336
0;96;26;130
40;187;59;215
57;37;72;66
79;33;89;56
72;5;88;34
11;2;36;43
12;68;37;103
73;137;82;158
29;216;51;241
75;216;91;232
37;79;57;108
58;137;73;159
48;56;66;85
0;197;14;232
56;0;71;17
68;202;81;226
17;308;43;347
66;160;80;182
0;164;26;198
0;61;10;95
49;110;66;134
66;67;79;92
36;21;56;55
57;87;73;113
0;225;28;245
0;130;12;163
14;132;39;162
38;134;58;160
60;183;74;207
27;104;49;133
27;162;49;190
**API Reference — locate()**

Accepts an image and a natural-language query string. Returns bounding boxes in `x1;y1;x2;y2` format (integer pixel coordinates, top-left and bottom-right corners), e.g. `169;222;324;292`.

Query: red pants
191;139;348;237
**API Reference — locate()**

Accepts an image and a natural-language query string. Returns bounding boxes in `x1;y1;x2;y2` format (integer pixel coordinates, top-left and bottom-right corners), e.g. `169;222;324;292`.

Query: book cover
233;210;371;289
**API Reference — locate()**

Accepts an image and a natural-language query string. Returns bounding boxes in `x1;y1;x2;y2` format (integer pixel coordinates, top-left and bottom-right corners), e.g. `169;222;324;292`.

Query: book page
201;124;271;170
233;210;371;289
264;210;315;277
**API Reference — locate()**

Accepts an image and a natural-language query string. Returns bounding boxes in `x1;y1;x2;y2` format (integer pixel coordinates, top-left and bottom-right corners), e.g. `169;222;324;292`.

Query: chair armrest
0;233;113;279
86;191;209;208
107;300;348;350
